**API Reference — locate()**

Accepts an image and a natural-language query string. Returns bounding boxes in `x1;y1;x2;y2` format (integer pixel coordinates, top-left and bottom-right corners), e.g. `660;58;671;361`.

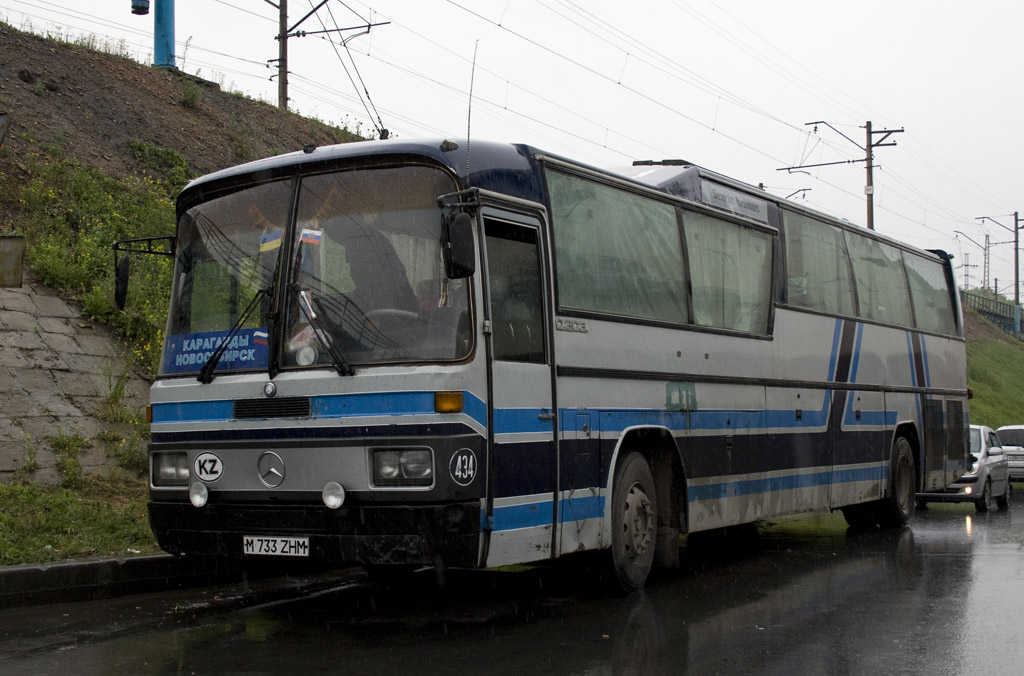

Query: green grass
0;476;159;565
965;331;1024;428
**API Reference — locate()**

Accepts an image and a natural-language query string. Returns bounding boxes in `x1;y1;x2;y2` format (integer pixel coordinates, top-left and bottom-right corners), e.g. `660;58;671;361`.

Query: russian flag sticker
300;229;323;245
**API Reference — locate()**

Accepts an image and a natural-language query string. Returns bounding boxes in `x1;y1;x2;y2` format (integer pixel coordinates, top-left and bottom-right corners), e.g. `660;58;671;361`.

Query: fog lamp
964;486;973;495
322;481;346;509
189;481;209;507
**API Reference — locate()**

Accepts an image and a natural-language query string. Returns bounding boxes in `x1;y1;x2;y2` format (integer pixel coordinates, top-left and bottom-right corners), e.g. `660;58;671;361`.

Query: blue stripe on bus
152;390;489;427
487;494;606;532
151;400;234;423
849;322;865;383
687;464;887;502
152;390;894;437
827;318;843;381
487;465;887;532
494;407;555;434
921;336;932;388
905;331;918;388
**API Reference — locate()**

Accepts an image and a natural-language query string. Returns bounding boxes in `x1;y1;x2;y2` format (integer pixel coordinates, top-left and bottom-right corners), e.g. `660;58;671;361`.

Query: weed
127;138;194;190
14;434;39;482
98;429;148;477
48;428;91;488
181;78;202;109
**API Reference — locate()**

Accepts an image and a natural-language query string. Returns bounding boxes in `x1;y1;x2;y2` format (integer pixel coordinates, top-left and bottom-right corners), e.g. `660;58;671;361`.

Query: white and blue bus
127;138;968;590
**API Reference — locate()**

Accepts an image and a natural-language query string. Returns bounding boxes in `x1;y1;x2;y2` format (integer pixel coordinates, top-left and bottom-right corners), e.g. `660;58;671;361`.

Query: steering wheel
365;308;419;321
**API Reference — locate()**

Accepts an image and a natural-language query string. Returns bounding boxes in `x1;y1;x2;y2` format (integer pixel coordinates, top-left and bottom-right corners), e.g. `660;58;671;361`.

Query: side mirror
114;254;130;310
443;212;476;279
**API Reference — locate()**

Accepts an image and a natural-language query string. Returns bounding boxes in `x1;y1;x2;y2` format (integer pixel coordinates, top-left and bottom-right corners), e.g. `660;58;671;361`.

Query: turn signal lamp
435;391;463;413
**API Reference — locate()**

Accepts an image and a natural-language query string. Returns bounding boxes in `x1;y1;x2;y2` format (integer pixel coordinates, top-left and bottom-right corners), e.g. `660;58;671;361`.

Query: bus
119;138;969;591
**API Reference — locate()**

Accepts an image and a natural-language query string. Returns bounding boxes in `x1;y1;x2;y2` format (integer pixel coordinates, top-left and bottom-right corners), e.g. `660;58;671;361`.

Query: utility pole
954;230;991;291
265;0;389;113
779;120;903;230
278;0;288;110
975;213;1022;306
960;253;976;290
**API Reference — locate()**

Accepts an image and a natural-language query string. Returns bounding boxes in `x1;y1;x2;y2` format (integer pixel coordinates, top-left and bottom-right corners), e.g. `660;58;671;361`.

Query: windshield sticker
163;328;270;374
259;230;283;252
300;228;323;245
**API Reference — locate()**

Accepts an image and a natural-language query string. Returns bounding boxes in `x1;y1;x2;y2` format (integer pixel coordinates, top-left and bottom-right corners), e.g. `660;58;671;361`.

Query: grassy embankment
964;321;1024;428
0;130;181;564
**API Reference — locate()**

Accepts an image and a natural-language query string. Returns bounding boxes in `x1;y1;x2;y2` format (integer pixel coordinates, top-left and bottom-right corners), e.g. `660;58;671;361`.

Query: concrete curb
0;554;268;609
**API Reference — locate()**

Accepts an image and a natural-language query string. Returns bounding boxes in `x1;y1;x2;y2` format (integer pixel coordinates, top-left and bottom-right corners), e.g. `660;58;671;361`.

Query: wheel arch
892;421;922;492
606;425;688;569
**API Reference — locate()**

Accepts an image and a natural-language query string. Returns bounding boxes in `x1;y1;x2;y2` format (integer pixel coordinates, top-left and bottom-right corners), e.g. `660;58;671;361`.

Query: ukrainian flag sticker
259;229;283;252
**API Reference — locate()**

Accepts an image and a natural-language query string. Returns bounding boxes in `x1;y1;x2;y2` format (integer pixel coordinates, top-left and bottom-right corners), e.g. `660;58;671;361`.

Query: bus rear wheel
878;436;916;527
609;452;657;592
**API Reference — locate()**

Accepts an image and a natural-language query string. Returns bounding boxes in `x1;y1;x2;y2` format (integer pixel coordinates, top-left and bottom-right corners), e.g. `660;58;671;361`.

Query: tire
841;503;878;529
609;452;657;592
975;479;992;512
997;481;1012;511
878;436;916;527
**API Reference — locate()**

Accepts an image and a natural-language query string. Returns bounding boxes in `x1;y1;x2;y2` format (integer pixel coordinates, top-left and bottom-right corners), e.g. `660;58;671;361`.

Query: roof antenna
465;40;479;183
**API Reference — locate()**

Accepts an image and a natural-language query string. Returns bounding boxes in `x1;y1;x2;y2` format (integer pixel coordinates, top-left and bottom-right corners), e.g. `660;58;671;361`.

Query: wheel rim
621;482;654;562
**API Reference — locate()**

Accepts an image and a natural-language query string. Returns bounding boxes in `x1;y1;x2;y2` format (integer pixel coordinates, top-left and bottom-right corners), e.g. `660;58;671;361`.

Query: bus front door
480;213;557;567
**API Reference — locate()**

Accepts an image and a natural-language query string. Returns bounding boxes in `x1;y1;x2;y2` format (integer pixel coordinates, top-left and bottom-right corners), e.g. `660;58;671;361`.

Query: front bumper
149;500;481;567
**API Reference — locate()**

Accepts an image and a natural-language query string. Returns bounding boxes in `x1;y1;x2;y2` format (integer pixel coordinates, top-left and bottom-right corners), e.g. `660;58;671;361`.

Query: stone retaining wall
0;273;149;484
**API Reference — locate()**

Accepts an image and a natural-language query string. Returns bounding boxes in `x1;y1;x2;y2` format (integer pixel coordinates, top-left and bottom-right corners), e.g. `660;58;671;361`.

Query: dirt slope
0;21;357;183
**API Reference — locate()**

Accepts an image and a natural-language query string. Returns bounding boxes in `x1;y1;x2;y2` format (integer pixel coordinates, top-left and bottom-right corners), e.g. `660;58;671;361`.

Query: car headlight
373;448;433;487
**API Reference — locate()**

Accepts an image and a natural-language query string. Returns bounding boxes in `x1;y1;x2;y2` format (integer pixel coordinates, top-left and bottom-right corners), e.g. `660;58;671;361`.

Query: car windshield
997;428;1024;446
161;165;472;377
969;427;981;454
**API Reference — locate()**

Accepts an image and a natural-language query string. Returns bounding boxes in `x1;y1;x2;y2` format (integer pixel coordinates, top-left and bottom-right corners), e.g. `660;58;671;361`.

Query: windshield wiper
197;286;272;384
290;283;354;376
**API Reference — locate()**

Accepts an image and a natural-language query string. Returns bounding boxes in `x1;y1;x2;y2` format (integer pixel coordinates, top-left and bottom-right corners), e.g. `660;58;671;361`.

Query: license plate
243;535;310;557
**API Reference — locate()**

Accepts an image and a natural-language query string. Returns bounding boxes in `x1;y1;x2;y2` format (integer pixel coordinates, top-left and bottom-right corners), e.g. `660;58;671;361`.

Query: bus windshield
161;164;471;377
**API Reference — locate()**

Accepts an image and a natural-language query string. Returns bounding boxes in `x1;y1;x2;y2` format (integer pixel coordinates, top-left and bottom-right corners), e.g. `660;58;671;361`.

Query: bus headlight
153;452;189;486
373;449;433;487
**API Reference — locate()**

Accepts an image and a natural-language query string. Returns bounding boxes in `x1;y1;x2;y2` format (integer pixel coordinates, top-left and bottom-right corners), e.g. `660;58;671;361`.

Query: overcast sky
3;0;1022;296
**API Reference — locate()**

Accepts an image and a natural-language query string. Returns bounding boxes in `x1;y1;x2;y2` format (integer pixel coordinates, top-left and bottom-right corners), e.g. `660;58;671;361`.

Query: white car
917;424;1011;512
995;425;1024;482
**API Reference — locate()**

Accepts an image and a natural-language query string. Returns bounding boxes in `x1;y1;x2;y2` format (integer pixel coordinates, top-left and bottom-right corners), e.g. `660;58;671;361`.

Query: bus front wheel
878;436;916;527
609;452;657;592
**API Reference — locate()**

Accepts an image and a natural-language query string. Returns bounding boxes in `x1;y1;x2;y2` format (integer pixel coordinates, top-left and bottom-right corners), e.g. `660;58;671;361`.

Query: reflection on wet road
2;496;1022;675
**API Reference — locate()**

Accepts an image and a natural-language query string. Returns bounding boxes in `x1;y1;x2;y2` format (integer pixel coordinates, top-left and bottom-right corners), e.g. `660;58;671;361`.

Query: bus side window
485;220;546;363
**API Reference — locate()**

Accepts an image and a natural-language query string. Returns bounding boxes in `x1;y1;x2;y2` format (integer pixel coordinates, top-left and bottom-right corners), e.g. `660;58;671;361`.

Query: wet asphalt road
1;492;1022;676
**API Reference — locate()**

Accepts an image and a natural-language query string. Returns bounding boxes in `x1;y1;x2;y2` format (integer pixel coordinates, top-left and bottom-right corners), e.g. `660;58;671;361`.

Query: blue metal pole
154;0;176;69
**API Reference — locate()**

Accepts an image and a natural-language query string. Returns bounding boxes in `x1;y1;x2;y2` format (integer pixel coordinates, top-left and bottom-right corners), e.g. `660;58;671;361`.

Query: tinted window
904;253;957;335
846;233;913;325
782;210;856;316
486;221;546;363
684;210;772;333
547;170;687;324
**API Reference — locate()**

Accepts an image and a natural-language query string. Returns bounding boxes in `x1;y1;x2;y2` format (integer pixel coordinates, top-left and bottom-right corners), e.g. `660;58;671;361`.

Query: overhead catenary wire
0;0;1011;270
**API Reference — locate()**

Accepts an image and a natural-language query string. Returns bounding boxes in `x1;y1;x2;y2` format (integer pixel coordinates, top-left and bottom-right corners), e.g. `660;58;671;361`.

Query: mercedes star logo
257;451;286;488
